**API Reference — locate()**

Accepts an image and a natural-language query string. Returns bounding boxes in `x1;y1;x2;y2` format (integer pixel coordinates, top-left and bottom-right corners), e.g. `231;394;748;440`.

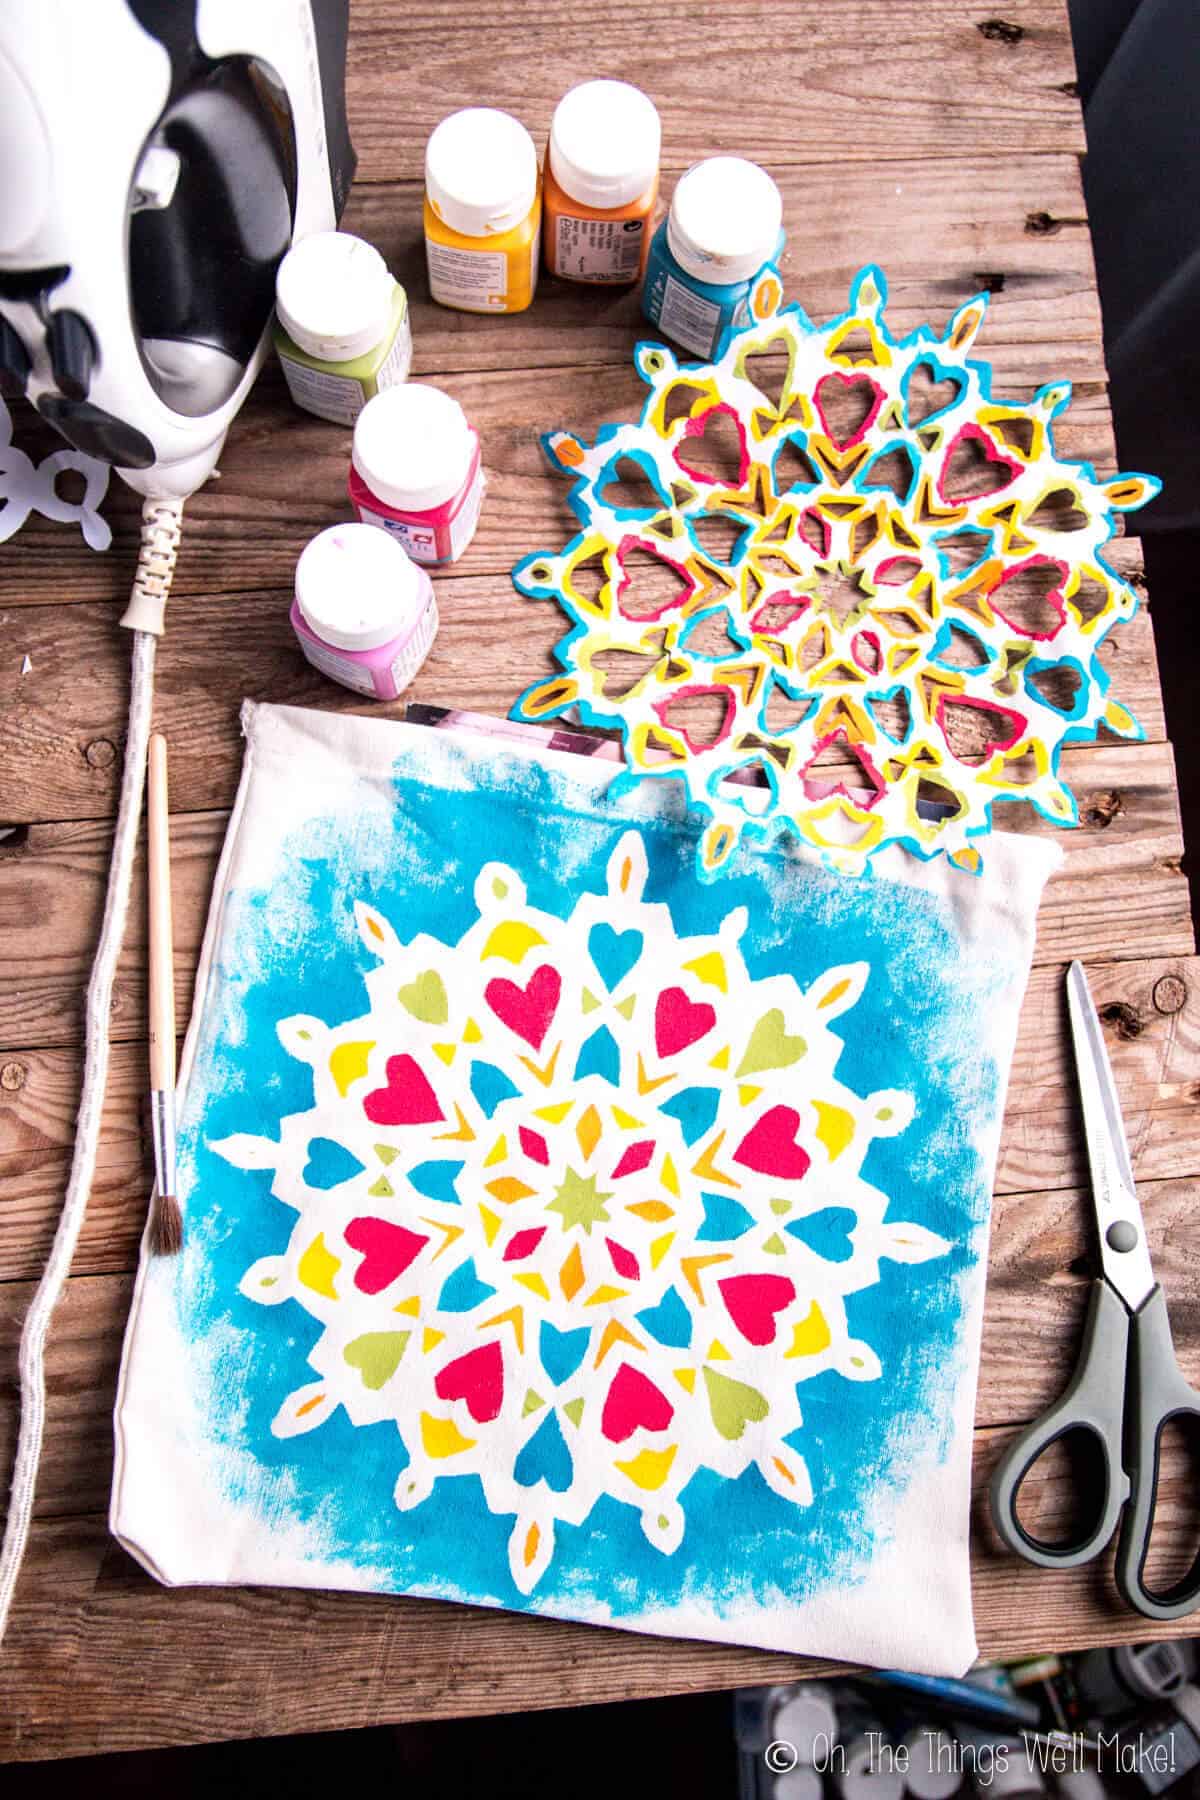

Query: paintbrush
147;732;182;1254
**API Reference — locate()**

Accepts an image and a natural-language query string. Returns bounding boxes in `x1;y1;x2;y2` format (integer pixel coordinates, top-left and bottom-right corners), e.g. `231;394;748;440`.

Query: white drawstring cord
0;495;184;1643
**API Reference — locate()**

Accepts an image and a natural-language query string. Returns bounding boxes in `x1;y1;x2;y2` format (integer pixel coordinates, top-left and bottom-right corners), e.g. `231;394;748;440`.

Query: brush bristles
151;1193;184;1256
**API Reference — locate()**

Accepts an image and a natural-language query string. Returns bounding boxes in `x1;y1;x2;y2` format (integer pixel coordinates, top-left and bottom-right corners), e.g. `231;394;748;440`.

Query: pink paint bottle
290;523;438;700
348;383;485;566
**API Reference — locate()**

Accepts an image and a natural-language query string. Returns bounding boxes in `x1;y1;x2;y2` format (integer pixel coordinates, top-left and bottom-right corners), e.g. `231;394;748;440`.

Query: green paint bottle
274;231;412;427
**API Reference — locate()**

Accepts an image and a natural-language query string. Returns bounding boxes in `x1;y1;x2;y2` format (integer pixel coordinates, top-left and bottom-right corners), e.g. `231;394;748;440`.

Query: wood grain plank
3;1414;1199;1764
0;155;1113;609
3;957;1197;1284
341;2;1083;179
0;737;1188;1054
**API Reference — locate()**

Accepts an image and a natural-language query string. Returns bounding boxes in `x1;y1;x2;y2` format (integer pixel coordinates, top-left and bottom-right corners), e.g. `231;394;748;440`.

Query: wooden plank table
1;0;1197;1762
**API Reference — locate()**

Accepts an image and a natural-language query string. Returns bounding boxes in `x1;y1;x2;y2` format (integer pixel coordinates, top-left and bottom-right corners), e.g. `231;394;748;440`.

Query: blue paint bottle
641;156;784;360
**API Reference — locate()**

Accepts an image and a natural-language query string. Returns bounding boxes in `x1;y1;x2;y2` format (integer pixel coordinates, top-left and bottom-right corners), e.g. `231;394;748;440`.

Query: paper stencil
512;265;1159;877
0;394;111;550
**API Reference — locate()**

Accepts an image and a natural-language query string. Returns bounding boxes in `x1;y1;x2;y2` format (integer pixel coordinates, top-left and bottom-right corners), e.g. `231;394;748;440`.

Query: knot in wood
978;19;1024;43
1153;974;1188;1016
1085;790;1123;829
85;737;117;771
1100;1001;1144;1041
1;1060;26;1092
972;271;1006;293
1024;211;1061;236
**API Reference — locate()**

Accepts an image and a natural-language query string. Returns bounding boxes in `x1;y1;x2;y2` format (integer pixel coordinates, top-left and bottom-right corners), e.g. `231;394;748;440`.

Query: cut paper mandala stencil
212;830;948;1596
512;264;1159;877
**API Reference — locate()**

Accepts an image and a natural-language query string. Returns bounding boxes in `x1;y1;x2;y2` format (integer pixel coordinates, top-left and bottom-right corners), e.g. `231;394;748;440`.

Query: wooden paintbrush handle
147;733;176;1095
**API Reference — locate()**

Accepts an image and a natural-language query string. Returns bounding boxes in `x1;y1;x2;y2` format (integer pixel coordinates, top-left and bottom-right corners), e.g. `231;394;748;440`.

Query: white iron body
0;0;354;498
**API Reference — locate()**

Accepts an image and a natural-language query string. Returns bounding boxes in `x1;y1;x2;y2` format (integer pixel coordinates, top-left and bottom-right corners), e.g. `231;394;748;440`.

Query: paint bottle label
388;590;440;689
279;358;369;426
656;272;724;358
427;240;508;311
358;506;442;562
373;327;412;393
297;634;378;695
554;214;645;282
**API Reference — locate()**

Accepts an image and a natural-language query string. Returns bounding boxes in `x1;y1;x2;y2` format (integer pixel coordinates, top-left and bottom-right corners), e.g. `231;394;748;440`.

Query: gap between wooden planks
0;1417;1192;1766
0;150;1110;608
2;953;1197;1285
342;1;1082;179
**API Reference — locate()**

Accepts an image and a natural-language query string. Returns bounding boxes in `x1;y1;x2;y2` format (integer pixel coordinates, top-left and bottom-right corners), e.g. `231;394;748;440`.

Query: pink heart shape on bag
363;1053;444;1126
654;986;716;1057
485;964;562;1050
718;1272;797;1347
346;1216;430;1294
601;1362;675;1444
733;1105;812;1181
434;1341;505;1423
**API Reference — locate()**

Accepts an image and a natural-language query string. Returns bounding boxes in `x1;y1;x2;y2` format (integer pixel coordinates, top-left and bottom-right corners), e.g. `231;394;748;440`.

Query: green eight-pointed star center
546;1166;613;1236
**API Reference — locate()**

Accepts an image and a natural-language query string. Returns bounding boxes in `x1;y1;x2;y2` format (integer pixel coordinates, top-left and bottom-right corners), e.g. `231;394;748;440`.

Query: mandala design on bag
511;265;1159;877
213;831;948;1595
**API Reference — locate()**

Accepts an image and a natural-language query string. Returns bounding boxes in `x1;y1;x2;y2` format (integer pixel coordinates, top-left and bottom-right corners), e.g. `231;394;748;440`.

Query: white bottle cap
773;1689;838;1763
549;80;661;210
295;523;422;651
352;383;476;513
276;232;395;362
425;108;539;238
666;156;783;286
773;1770;823;1800
901;1730;963;1800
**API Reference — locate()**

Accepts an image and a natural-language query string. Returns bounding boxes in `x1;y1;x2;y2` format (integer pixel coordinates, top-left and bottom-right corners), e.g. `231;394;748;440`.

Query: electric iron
0;0;356;1643
0;0;355;498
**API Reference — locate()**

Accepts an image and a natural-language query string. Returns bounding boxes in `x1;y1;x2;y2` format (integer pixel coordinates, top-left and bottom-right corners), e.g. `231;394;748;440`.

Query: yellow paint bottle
424;108;541;315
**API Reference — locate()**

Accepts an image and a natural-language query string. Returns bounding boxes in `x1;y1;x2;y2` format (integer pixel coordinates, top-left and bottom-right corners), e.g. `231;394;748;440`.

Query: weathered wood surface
343;3;1084;178
0;1421;1193;1763
1;0;1198;1764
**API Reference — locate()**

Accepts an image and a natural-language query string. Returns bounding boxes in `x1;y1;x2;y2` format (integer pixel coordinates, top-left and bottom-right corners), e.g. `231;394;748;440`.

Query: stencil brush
147;732;183;1255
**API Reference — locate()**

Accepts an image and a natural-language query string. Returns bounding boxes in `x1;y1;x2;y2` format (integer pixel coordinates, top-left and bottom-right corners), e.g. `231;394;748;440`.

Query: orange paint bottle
543;80;661;286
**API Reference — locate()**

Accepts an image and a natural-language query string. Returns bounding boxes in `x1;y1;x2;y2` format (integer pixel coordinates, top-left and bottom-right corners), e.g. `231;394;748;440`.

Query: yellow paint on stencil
660;1155;680;1198
627;1199;673;1222
519;1043;561;1087
649;1232;675;1269
329;1039;374;1097
706;1338;732;1362
420;1412;475;1458
692;1132;739;1189
523;1522;541;1568
595;1318;644;1368
682;951;727;993
611;1105;643;1130
636;1053;674;1095
681;1252;732;1303
813;1099;855;1161
479;1204;501;1246
575;1103;602;1160
738;1084;762;1107
614;1445;677;1490
536;1100;573;1124
462;1019;482;1044
514;1272;551;1301
436;1104;475;1143
773;1455;797;1486
393;1295;421;1317
481;1305;525;1354
559;1244;584;1301
674;1368;696;1394
484;1135;508;1168
480;920;547;965
585;1284;628;1307
707;1045;730;1071
422;1327;446;1353
296;1390;327;1418
785;1301;832;1359
486;1177;534;1204
432;1042;456;1066
297;1233;341;1299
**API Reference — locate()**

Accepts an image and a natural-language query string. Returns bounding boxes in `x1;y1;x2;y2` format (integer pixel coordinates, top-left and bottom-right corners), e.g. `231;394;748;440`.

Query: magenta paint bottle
290;522;438;700
348;382;485;566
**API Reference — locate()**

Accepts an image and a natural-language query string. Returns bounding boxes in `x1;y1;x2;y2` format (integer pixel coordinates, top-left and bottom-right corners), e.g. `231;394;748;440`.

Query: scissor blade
1067;961;1155;1311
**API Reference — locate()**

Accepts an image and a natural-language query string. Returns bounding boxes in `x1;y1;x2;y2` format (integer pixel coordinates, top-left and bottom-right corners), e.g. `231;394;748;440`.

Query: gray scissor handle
990;1279;1131;1567
1115;1284;1200;1619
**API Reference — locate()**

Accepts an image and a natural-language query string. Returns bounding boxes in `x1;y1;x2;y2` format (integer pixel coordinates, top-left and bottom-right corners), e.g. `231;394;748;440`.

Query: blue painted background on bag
164;738;1003;1621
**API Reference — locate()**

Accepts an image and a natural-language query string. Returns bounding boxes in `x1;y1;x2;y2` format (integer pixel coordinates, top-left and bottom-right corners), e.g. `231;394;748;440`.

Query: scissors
990;960;1200;1620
